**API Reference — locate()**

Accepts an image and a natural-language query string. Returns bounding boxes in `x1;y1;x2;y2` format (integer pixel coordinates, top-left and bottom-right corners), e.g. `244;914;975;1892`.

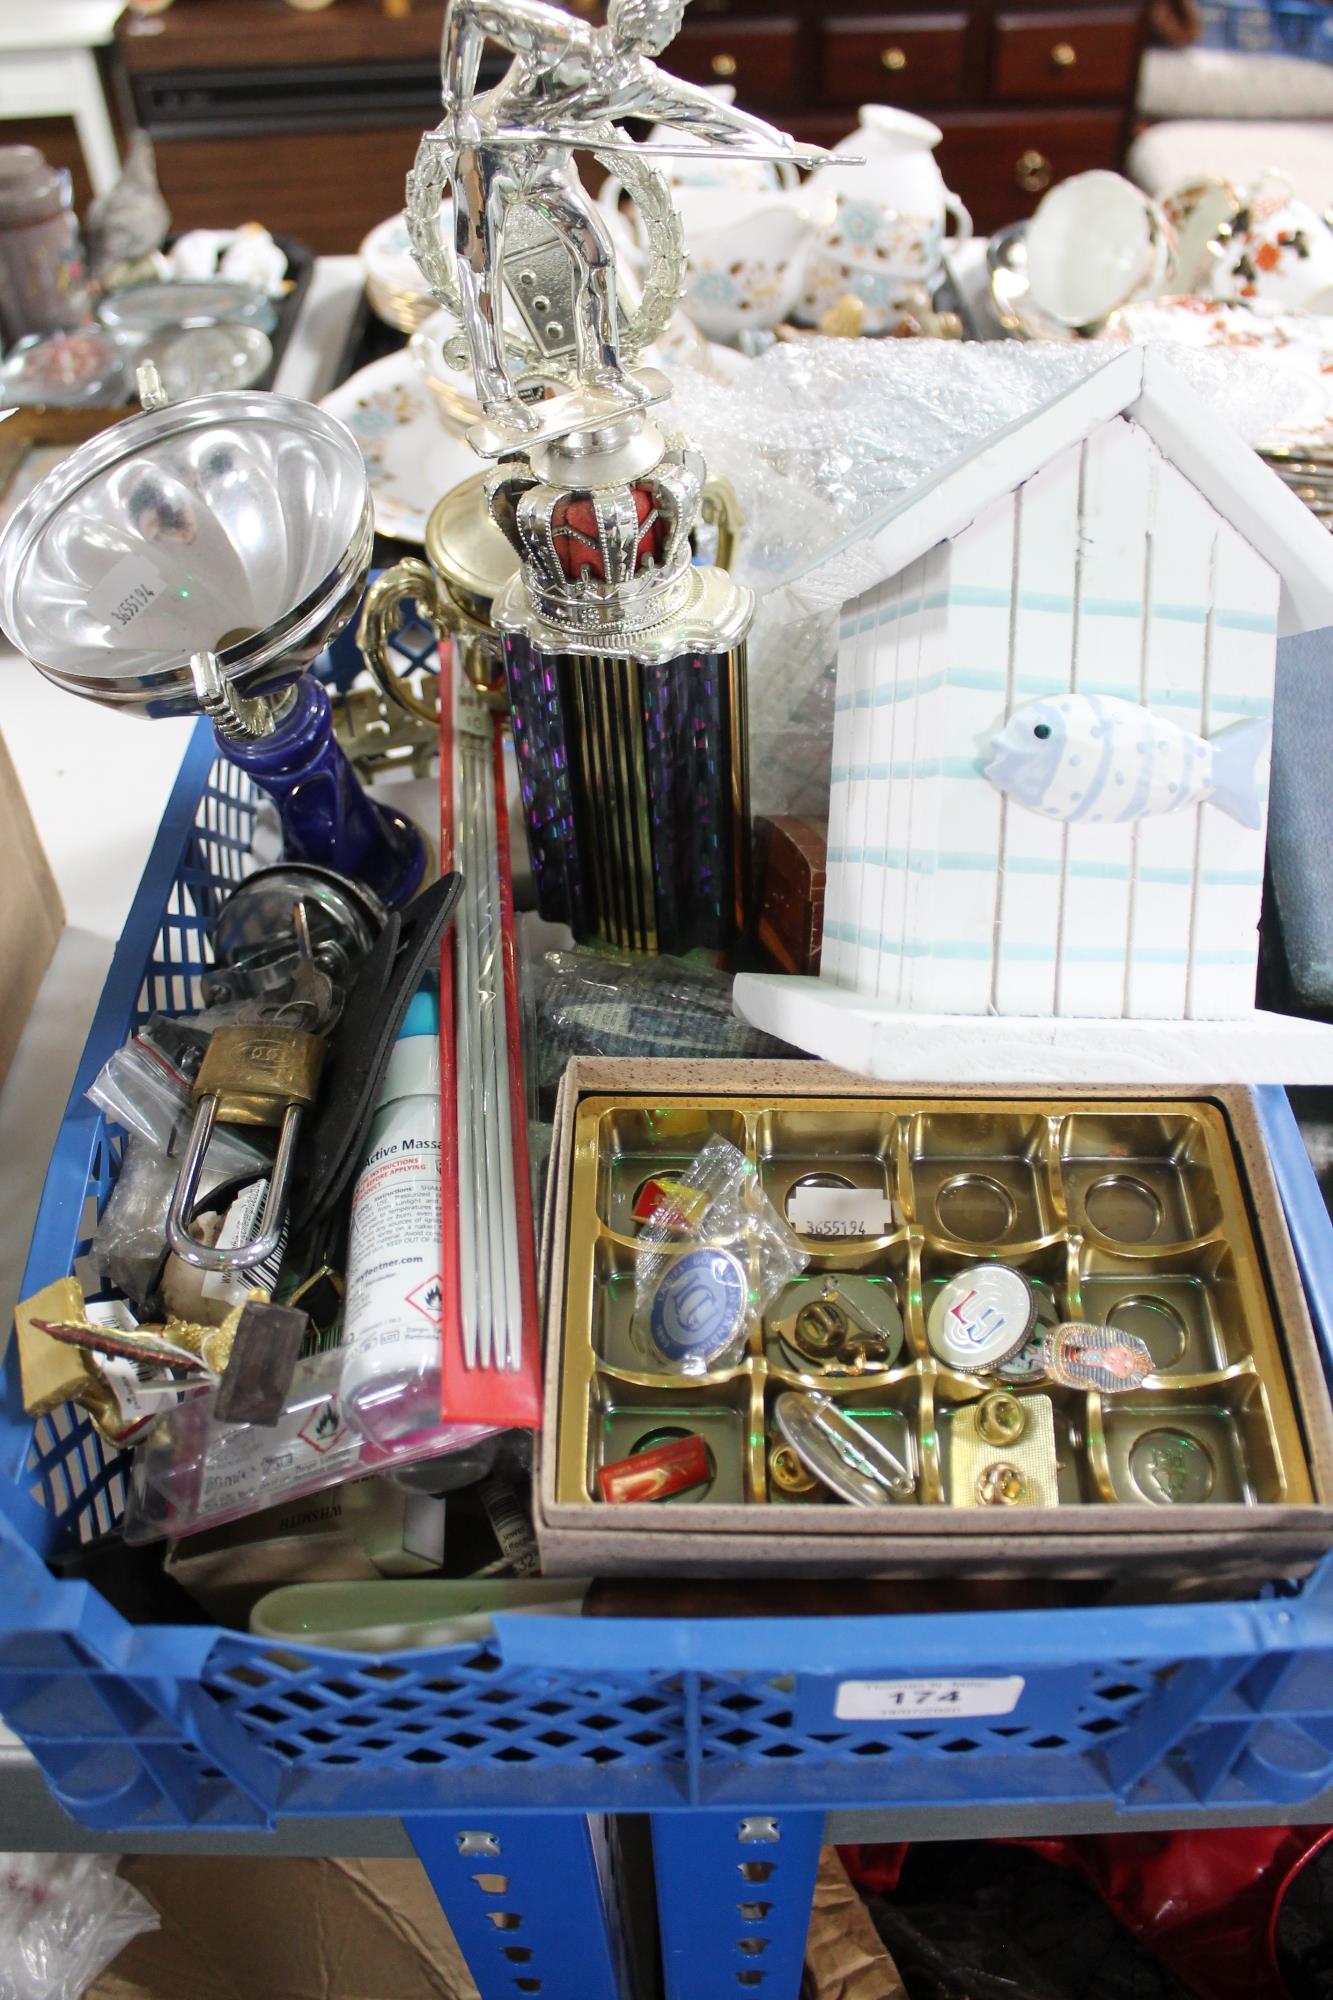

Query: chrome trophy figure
402;0;835;953
408;0;830;448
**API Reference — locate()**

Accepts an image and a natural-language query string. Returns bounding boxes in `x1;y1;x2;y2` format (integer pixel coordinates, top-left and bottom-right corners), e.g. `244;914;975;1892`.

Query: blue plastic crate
1198;0;1333;60
6;728;1333;1837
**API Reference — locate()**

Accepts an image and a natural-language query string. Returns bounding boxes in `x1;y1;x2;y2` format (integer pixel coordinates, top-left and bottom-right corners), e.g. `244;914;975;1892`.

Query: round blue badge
650;1248;748;1367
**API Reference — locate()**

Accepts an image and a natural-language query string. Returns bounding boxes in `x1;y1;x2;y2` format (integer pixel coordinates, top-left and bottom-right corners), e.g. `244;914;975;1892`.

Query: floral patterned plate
320;350;478;544
357;210;440;331
358;211;432;301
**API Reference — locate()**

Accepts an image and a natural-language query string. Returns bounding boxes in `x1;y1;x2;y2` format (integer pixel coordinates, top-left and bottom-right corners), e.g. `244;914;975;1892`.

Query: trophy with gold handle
385;0;837;950
358;474;519;718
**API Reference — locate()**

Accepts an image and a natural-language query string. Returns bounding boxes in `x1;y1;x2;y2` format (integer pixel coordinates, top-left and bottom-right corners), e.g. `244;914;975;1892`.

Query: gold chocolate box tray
538;1063;1333;1582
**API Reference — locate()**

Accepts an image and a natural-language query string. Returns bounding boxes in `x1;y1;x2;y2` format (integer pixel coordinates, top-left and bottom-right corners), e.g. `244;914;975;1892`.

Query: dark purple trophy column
504;631;748;956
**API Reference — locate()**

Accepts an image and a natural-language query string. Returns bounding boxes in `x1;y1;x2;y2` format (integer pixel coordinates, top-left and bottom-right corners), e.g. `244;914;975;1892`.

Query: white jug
794;104;971;332
826;105;971;281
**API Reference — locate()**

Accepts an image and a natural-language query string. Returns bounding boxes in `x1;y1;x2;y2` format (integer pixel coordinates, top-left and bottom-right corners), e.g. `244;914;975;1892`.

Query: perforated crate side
2;733;258;1563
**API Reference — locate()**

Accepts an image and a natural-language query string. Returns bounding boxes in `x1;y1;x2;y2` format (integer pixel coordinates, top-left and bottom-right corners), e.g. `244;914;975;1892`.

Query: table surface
3;257;1333;1852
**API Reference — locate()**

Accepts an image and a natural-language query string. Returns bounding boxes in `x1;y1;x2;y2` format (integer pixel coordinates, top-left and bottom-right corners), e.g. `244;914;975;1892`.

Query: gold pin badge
976;1390;1026;1447
977;1462;1028;1507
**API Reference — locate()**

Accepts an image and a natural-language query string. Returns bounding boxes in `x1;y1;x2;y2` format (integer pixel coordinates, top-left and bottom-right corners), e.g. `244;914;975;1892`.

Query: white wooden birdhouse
735;347;1333;1081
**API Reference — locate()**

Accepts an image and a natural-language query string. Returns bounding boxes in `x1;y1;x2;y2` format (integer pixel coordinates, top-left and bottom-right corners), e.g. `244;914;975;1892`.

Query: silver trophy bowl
0;392;373;718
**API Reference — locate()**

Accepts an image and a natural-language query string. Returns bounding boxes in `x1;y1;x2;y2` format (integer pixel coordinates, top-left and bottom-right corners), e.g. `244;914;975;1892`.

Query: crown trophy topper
396;0;839;952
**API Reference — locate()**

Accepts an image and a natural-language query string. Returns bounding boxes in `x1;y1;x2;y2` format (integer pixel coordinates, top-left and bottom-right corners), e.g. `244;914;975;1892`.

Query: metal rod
420;129;838;165
480;728;524;1371
465;731;505;1372
465;737;494;1371
453;715;481;1371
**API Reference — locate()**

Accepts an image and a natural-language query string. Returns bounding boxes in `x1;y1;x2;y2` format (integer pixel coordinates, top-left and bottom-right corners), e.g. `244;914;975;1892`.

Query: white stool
0;2;124;199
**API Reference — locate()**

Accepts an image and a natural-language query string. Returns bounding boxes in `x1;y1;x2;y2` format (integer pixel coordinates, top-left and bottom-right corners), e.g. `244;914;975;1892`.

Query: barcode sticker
787;1186;894;1238
87;554;167;634
85;1299;141;1333
95;1355;183;1437
835;1676;1025;1721
479;1472;540;1577
201;1180;286;1304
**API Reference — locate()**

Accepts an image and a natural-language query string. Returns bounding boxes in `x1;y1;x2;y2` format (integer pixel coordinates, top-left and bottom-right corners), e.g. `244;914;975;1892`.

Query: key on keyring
280;898;340;1033
165;1021;324;1274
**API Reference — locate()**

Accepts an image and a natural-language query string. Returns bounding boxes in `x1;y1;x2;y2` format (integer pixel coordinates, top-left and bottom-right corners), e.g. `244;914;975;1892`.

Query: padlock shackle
165;1095;301;1275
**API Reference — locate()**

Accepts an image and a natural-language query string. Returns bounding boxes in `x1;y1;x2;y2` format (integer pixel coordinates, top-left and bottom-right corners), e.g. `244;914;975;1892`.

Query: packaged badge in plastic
630;1137;808;1376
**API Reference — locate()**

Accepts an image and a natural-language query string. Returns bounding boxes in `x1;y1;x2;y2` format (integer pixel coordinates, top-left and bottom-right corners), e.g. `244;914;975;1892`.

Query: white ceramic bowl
408;310;484;430
677;180;836;341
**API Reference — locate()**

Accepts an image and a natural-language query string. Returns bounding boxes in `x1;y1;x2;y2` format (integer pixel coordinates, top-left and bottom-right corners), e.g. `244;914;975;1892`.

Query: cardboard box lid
804;1848;907;2000
92;1857;478;2000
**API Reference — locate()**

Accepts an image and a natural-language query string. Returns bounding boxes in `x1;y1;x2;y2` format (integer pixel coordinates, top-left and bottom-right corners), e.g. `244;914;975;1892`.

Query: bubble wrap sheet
666;337;1323;815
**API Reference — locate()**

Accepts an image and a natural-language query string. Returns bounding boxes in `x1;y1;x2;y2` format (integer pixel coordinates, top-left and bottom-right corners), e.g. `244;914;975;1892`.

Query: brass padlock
193;1024;324;1126
166;1023;324;1276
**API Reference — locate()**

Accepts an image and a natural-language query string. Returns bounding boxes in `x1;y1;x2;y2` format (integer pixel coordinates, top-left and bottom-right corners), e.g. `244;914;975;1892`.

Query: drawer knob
710;50;738;76
1050;39;1077;67
1015;148;1052;194
880;45;908;70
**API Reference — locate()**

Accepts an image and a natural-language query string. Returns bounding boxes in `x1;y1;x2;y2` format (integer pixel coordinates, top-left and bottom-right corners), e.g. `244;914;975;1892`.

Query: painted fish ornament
984;694;1269;829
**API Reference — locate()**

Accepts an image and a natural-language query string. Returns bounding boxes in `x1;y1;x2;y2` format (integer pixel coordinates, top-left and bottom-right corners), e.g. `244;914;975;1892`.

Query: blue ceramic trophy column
193;660;425;911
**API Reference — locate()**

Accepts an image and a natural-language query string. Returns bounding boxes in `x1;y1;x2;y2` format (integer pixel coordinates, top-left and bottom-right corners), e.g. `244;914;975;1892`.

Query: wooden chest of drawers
115;0;1151;250
793;0;1150;231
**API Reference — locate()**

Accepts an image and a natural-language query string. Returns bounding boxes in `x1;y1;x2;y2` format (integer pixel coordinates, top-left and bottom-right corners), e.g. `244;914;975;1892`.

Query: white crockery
668;178;836;340
359;209;438;302
796;250;934;335
823;106;971;281
1025;171;1175;330
1161;176;1240;294
595;83;793;244
650;82;792;193
790;105;970;333
409;310;485;430
321;349;477;543
1202;174;1333;315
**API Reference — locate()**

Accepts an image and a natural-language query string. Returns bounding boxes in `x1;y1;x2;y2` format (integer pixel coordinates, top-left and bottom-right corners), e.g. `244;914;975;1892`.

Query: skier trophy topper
406;0;837;453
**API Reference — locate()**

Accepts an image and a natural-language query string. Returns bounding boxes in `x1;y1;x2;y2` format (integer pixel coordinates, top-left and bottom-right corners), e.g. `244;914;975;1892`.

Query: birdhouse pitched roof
780;346;1333;639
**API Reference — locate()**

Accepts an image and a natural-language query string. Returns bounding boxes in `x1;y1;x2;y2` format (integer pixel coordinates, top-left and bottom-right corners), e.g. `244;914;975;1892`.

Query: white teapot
797;105;971;328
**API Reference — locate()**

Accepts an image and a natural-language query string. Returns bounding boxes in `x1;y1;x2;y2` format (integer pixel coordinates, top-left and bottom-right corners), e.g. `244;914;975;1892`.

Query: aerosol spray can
340;986;443;1446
